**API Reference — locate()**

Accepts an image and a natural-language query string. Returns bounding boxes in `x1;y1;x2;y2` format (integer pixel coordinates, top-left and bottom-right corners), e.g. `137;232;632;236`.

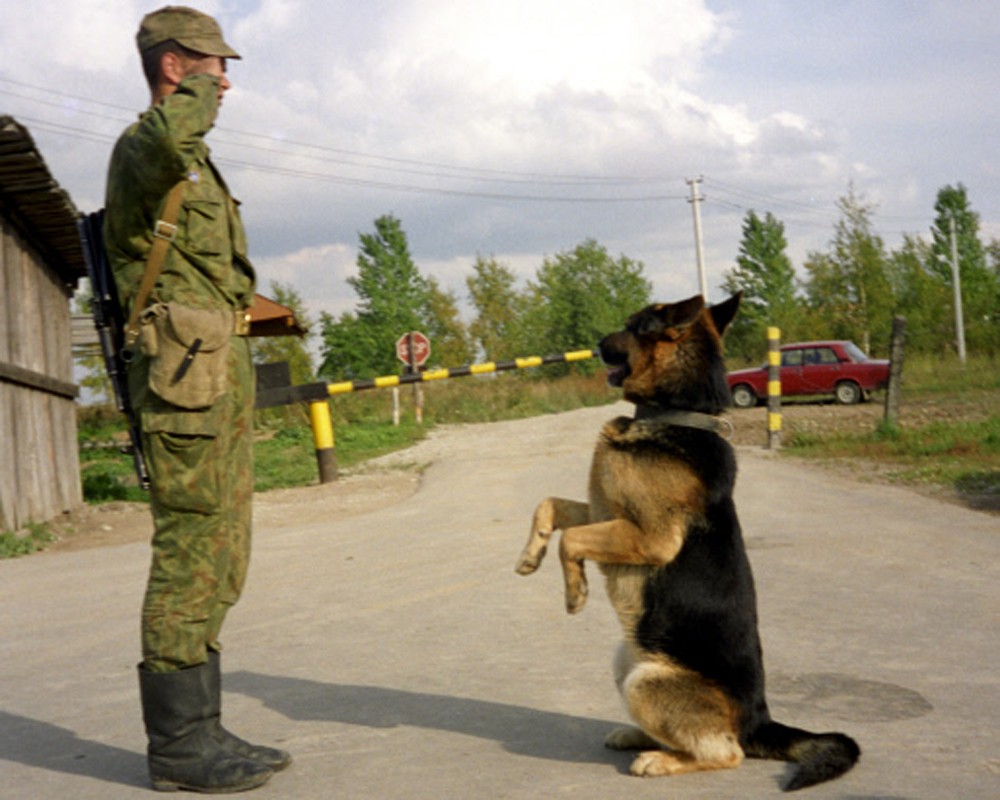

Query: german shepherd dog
515;294;859;791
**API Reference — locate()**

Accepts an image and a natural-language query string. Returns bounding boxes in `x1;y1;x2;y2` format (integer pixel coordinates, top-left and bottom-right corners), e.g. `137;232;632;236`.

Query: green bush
0;523;54;559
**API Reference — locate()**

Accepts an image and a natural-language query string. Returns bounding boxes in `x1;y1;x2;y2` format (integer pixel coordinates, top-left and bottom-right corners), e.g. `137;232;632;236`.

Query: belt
234;309;252;336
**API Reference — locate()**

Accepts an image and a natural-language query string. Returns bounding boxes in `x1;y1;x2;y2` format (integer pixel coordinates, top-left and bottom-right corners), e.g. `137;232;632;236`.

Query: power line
0;76;685;189
8;114;118;146
214;155;685;203
703;176;836;217
3;76;943;231
9;114;686;204
704;175;930;226
211;133;674;189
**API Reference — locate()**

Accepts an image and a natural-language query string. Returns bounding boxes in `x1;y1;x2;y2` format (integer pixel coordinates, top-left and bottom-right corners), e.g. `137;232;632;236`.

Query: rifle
77;209;150;490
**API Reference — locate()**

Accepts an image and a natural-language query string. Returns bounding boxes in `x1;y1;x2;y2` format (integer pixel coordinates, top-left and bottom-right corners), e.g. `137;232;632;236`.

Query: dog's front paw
564;579;588;614
514;544;547;575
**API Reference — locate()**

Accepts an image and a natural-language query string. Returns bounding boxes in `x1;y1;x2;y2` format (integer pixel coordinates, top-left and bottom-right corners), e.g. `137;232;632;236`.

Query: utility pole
948;214;967;364
686;176;708;298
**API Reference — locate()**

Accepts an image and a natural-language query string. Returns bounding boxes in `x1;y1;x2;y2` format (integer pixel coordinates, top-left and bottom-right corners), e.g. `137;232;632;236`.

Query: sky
2;0;998;330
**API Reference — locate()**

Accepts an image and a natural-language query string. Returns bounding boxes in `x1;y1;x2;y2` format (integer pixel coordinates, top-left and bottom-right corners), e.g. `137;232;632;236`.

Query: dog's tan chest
587;419;707;634
588;421;705;535
599;563;652;635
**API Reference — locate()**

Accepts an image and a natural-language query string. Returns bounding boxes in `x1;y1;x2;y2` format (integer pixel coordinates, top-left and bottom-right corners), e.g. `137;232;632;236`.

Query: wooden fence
0;220;82;531
0;116;85;532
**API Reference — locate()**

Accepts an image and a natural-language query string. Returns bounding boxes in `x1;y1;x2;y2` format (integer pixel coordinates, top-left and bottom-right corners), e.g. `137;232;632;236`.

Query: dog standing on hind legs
515;293;860;791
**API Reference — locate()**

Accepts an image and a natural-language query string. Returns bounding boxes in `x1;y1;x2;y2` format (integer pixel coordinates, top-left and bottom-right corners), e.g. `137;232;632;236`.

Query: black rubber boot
204;651;292;772
138;663;273;793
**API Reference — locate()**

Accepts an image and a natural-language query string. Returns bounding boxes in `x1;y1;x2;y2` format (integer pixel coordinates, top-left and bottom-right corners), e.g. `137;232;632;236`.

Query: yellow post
309;399;338;483
766;327;781;449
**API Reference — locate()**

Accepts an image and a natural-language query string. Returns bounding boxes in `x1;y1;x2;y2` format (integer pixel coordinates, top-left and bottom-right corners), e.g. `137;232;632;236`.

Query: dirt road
47;396;992;555
5;402;998;799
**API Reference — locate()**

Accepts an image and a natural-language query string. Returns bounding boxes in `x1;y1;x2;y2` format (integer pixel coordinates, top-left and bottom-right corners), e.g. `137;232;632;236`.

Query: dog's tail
745;721;860;791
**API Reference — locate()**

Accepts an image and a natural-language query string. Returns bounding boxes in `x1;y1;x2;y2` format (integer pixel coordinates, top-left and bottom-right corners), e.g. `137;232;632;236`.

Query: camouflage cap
137;6;241;59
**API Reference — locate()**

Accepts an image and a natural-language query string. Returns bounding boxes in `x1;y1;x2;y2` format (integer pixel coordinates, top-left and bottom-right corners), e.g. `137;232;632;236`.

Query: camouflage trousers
132;336;255;673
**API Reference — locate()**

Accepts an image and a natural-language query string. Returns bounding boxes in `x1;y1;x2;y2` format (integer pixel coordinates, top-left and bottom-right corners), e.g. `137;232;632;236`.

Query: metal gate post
767;327;782;450
309;399;338;483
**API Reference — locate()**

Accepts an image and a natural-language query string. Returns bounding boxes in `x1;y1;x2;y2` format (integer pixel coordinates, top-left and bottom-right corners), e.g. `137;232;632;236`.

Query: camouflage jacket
103;73;255;315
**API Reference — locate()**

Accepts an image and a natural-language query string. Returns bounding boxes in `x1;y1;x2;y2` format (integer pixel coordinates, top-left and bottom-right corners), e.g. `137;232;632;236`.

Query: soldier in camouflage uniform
103;6;290;793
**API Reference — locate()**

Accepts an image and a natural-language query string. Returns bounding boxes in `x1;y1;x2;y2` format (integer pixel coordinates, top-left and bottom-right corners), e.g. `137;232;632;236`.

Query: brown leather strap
123;180;187;351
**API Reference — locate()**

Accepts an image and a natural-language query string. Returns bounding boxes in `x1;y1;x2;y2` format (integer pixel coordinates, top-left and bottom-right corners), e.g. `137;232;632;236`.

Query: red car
727;341;890;408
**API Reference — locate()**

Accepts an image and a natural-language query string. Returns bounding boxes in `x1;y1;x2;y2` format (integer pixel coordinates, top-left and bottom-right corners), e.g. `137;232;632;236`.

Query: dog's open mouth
605;364;629;387
599;332;631;387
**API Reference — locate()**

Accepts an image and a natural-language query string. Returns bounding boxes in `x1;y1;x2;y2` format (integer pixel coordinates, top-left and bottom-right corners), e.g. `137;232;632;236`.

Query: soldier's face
185;55;231;104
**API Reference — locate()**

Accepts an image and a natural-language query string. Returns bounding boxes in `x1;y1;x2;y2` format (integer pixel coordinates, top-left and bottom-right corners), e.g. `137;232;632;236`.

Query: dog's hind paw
629;750;686;777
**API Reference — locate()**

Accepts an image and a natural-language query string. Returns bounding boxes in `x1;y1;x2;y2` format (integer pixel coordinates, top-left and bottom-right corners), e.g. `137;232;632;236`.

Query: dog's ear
710;292;742;335
635;296;705;338
635;305;667;337
671;294;706;328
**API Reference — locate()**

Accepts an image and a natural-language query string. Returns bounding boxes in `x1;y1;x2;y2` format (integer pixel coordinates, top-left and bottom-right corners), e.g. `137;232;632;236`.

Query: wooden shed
0;116;85;532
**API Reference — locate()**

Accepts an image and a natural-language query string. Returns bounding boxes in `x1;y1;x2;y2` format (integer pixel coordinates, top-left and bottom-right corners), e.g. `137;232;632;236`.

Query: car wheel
835;381;861;405
731;384;757;409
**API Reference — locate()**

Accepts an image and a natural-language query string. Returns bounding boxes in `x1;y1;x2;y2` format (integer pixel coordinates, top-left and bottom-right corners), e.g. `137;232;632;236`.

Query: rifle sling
123;179;187;351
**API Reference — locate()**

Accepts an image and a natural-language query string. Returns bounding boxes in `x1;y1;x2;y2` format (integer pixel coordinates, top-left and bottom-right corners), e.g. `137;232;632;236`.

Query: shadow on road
226;670;626;769
0;711;147;789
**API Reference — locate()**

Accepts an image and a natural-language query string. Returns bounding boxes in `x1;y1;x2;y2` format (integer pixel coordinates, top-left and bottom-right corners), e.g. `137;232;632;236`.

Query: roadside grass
253;370;617;491
782;354;1000;510
252;415;428;492
0;522;55;558
77;404;149;503
79;370;618;500
787;415;999;503
75;355;999;513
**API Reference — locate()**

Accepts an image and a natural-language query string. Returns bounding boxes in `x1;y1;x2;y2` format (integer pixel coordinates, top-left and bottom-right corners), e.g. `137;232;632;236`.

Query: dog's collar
633;405;734;439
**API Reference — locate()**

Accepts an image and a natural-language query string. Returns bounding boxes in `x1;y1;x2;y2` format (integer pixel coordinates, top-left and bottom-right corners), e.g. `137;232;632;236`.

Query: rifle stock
77;210;150;490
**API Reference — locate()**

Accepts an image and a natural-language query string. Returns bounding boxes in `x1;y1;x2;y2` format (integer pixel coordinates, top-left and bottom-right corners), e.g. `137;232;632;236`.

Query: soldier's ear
710;292;742;335
160;51;186;86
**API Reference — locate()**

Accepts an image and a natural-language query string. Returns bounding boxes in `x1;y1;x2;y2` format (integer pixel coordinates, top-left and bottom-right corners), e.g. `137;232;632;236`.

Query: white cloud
0;0;136;75
253;242;357;318
386;0;723;98
2;0;998;319
237;0;734;175
231;0;299;46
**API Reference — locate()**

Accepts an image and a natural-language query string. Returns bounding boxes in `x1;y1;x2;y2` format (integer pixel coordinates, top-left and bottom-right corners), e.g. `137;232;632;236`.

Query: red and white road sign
395;331;431;367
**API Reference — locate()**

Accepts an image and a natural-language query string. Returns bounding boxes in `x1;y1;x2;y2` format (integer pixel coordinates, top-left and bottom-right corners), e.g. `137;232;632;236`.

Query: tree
885;235;951;355
519;239;651;369
928;184;1000;354
803;187;893;354
249;281;315;384
317;310;369;380
71;283;114;404
466;256;523;360
720;210;801;361
423;277;474;367
318;215;429;379
986;238;1000;353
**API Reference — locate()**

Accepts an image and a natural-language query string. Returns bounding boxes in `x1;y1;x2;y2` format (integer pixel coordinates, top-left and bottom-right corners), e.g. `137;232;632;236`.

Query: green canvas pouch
140;301;232;409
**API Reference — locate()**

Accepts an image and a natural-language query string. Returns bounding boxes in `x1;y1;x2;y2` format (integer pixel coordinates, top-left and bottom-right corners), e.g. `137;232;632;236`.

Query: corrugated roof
0;115;85;286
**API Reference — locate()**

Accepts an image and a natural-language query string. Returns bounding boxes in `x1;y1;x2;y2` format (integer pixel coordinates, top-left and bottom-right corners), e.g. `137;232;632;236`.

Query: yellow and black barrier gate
256;349;597;483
